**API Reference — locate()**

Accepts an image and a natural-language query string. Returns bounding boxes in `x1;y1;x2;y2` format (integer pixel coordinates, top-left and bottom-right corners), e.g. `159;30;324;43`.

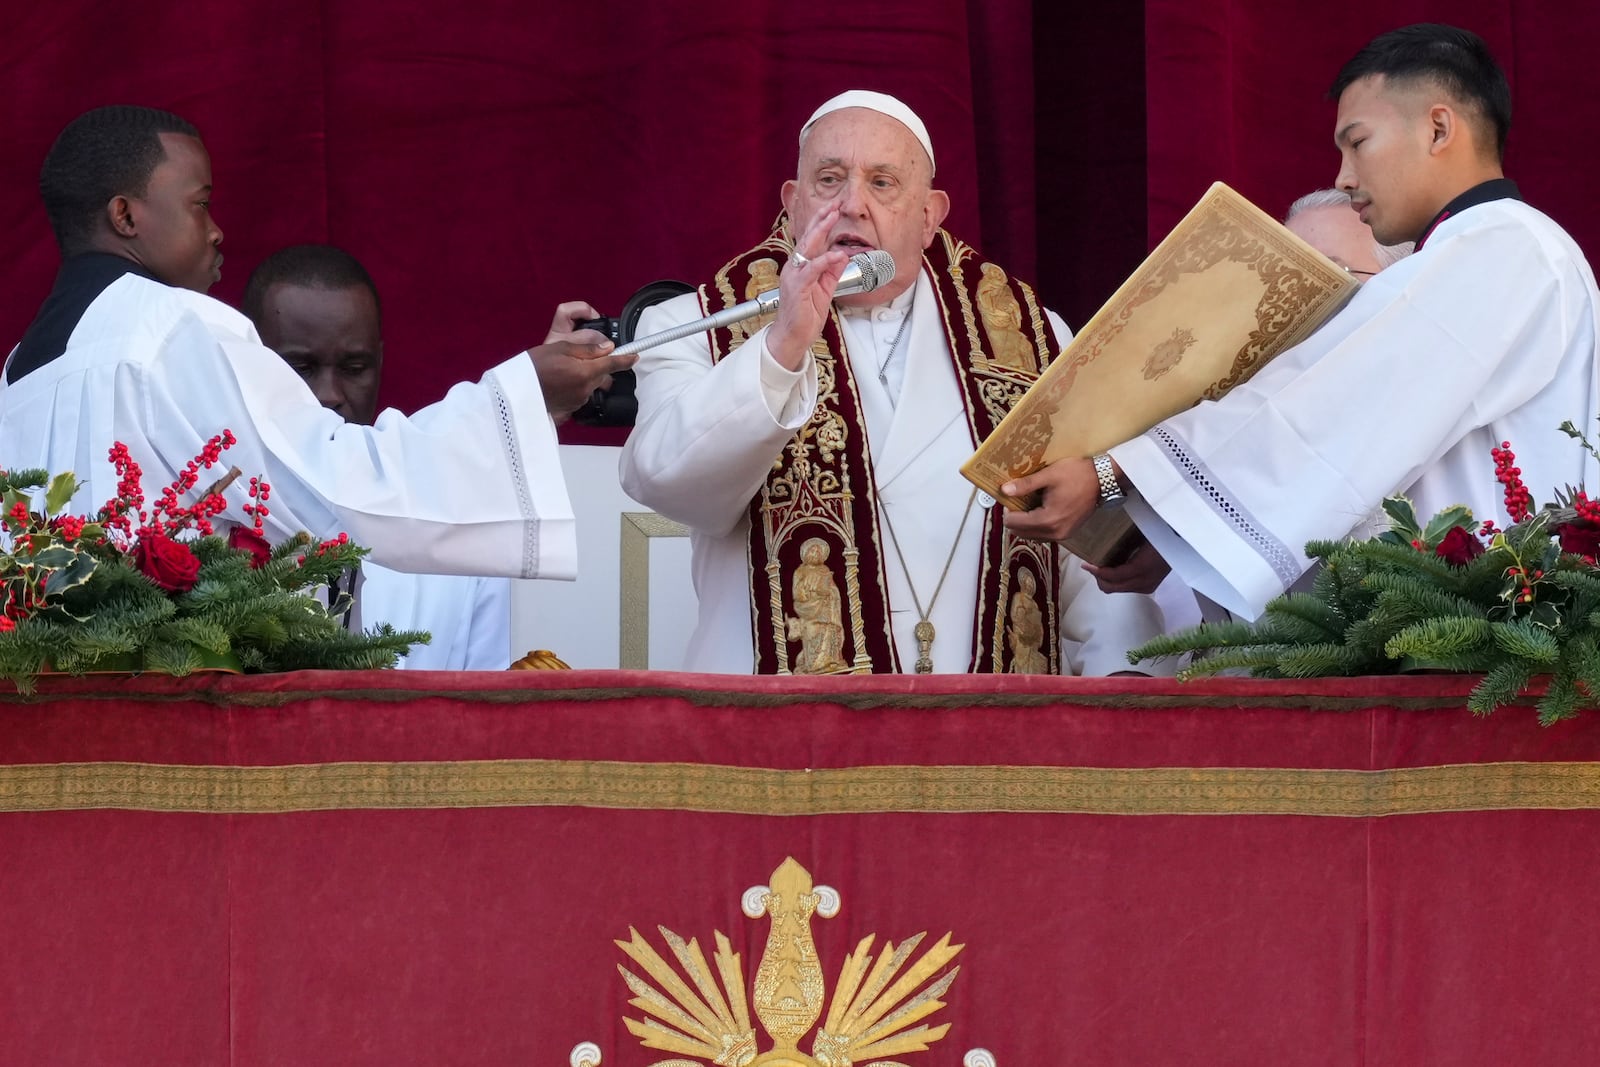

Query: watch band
1093;453;1125;508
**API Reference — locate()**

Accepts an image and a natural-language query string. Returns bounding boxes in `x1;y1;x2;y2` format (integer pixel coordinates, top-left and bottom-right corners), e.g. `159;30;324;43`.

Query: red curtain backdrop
1143;1;1600;258
0;1;1053;416
1;4;1595;412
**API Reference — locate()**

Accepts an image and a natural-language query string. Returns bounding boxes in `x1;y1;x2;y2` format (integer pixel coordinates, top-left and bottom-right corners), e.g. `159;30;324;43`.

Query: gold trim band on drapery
3;759;1598;817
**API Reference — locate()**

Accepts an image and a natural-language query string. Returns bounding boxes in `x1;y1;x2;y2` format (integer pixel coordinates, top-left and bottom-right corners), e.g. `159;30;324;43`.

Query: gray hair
1286;188;1415;268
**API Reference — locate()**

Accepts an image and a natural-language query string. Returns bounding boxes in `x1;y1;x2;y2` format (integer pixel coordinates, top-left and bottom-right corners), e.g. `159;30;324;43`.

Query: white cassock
1111;198;1600;619
0;272;574;581
619;271;1169;675
356;565;511;670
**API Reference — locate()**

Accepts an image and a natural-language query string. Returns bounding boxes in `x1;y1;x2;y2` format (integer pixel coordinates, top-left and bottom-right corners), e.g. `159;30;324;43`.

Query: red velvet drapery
6;5;1594;418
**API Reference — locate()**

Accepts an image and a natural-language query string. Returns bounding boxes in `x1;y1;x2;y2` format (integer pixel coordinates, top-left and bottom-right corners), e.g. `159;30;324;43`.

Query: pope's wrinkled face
1334;75;1440;247
782;108;949;305
129;133;225;292
1287;203;1386;277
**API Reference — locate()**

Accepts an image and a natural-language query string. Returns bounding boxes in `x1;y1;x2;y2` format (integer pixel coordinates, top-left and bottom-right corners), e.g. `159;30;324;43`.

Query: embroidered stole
704;222;1064;674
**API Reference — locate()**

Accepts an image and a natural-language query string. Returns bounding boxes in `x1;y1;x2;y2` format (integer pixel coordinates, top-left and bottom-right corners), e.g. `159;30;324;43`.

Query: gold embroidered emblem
1005;569;1049;674
1142;326;1198;381
975;263;1037;374
785;538;848;674
616;857;963;1066
746;258;782;334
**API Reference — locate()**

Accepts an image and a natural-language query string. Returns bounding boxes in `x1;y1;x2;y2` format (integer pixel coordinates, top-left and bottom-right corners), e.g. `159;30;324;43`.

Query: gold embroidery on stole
709;223;1066;673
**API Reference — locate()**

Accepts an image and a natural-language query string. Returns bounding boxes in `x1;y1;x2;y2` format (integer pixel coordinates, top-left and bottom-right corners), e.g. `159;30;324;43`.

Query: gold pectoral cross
913;619;935;674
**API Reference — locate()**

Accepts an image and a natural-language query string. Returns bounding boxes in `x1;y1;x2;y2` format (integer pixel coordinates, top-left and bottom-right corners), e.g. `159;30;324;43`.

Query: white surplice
619;270;1169;675
357;564;511;670
1111;198;1600;619
0;272;574;580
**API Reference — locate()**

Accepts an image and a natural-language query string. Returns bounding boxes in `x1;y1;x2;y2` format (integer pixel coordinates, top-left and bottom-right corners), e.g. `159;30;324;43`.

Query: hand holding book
961;182;1359;564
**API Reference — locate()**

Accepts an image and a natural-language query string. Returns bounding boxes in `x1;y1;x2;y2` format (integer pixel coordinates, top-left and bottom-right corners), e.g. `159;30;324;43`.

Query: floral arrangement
0;431;424;691
1129;421;1600;724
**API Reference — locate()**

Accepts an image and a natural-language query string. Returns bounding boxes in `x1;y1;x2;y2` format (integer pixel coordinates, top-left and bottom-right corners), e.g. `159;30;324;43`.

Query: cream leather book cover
962;181;1360;563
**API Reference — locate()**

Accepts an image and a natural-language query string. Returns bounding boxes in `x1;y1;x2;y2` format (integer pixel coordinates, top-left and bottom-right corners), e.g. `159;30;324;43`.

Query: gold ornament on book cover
960;181;1360;564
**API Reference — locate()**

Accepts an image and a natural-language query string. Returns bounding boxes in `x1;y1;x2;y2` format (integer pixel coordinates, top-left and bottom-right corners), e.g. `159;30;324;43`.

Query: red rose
1555;521;1600;558
133;532;201;593
1434;525;1485;566
228;525;272;569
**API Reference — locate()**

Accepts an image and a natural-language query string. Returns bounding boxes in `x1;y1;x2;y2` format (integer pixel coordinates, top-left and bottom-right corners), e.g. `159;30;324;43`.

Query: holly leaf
1382;496;1421;538
43;472;78;516
1421;504;1476;545
1530;600;1563;629
1;489;31;533
27;545;76;570
42;552;97;597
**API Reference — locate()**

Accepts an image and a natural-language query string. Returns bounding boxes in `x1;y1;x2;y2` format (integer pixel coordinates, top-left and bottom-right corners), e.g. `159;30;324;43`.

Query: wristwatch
1093;453;1126;509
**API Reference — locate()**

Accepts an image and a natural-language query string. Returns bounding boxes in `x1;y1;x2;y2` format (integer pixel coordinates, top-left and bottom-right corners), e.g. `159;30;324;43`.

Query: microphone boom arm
607;249;894;359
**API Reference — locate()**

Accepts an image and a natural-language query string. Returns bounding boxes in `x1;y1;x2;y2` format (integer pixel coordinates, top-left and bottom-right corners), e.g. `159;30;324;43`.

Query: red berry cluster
48;515;87;542
1573;489;1600;526
101;433;241;540
1492;442;1533;523
243;476;272;532
296;531;349;565
3;587;38;623
138;431;238;539
1507;563;1544;604
99;442;146;535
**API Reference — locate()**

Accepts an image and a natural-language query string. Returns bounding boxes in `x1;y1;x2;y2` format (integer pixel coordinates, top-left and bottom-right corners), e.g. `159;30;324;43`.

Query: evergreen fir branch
1360;572;1483;619
262;624;426;672
1384;616;1495;661
153;617;233;656
1129;620;1272;663
1334;618;1403;662
1175;645;1299;679
1566;633;1600;704
1544;568;1600;596
1274;643;1379;679
1536;668;1584;726
1305;538;1358;562
1488;618;1562;663
0;469;49;494
142;642;205;677
1261;593;1346;642
1466;659;1538;717
1340;538;1462;582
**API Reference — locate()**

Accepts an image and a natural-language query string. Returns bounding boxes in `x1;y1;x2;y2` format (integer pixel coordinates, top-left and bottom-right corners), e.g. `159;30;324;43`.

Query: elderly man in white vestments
619;91;1166;675
1006;24;1600;622
1285;188;1414;279
3;106;634;584
243;244;512;669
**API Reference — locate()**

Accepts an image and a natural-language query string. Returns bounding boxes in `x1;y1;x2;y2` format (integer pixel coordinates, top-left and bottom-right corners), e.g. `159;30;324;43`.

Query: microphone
611;249;896;357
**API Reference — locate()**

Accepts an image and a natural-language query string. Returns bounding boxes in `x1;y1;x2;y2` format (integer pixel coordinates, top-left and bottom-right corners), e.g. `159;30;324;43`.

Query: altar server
1004;24;1600;620
4;105;633;581
244;244;511;668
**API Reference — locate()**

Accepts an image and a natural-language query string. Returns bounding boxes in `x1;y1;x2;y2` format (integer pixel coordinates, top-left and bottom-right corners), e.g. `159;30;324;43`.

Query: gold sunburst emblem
614;857;963;1066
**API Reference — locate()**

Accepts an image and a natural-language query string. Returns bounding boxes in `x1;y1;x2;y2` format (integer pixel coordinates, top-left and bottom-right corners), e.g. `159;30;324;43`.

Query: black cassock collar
1414;178;1522;250
9;253;160;384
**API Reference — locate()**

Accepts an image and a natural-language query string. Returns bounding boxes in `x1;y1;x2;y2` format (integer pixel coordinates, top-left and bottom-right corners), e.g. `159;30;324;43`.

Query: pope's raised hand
766;202;850;370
